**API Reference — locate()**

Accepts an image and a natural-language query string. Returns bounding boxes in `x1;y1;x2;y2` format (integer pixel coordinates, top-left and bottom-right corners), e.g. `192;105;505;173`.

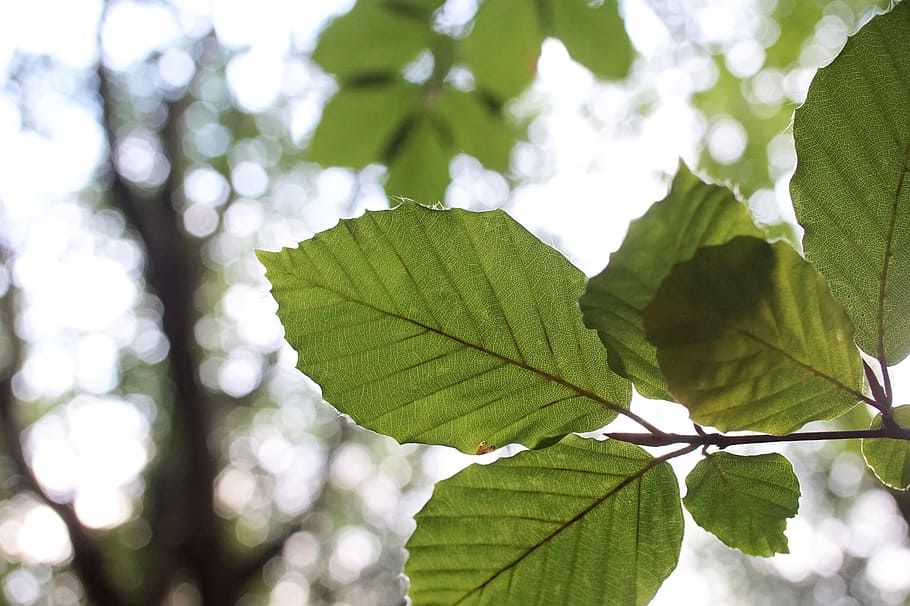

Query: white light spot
231;161;269;197
185;167;230;207
183;204;220;238
707;118;747;165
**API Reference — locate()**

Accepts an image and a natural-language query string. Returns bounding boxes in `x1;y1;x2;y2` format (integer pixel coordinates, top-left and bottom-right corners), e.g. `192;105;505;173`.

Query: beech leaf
259;205;630;453
644;236;864;434
406;436;682;605
684;452;800;556
862;405;910;490
581;163;763;401
791;2;910;364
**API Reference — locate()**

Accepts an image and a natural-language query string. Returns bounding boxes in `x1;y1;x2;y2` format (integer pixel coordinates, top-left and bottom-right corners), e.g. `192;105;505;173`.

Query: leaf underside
306;81;422;169
684;452;800;556
581;163;763;401
312;2;440;78
791;2;910;365
406;436;682;606
462;0;542;101
644;236;863;434
862;405;910;490
259;205;630;454
549;0;632;80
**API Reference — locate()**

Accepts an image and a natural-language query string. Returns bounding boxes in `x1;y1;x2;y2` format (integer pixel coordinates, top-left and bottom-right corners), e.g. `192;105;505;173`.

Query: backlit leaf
312;2;441;78
385;117;451;202
406;436;682;605
862;405;910;490
550;0;632;80
644;236;864;434
259;205;630;453
436;89;514;171
462;0;542;101
580;164;762;400
791;2;910;364
306;81;421;169
684;452;800;556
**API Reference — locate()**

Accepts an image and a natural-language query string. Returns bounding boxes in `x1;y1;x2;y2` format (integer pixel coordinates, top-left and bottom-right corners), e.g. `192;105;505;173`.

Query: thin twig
605;423;910;449
880;357;894;406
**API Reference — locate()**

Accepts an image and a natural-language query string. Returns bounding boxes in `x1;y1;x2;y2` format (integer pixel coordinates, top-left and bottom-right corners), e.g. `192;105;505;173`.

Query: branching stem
605;423;910;449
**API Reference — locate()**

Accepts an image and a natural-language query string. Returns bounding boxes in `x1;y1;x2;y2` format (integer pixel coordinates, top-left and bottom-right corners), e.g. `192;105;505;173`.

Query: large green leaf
406;435;682;605
862;405;910;490
580;164;763;401
462;0;542;101
306;81;421;169
683;452;800;556
549;0;632;80
312;2;441;78
385;117;451;202
644;236;864;434
259;205;630;453
791;2;910;364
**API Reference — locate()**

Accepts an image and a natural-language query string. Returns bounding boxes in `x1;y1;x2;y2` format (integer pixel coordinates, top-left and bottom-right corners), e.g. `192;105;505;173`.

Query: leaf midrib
300;279;629;416
661;305;865;404
451;454;664;605
876;132;910;362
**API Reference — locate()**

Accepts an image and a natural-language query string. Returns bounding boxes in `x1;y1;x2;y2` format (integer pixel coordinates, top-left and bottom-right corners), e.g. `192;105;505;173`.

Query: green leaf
644;236;864;434
259;205;630;453
462;0;542;101
312;2;439;78
406;435;682;605
435;89;514;171
683;452;800;556
580;163;763;400
549;0;632;80
862;405;910;490
385;117;451;202
306;81;421;169
791;2;910;365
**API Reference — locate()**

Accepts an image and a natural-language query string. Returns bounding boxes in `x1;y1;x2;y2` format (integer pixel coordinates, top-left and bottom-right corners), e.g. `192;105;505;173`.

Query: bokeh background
1;0;909;604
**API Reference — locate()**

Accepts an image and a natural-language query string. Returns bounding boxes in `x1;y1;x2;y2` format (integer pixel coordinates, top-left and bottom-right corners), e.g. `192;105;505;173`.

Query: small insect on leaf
475;440;497;455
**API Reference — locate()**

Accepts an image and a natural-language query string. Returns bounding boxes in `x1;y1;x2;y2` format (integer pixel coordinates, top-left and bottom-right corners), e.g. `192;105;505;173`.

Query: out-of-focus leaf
436;89;514;171
306;81;421;168
684;452;800;556
313;2;440;78
259;205;630;454
385;117;451;202
692;1;884;194
462;0;542;101
644;236;864;434
862;405;910;490
406;436;682;605
549;0;632;79
385;0;447;16
791;2;910;365
580;164;762;401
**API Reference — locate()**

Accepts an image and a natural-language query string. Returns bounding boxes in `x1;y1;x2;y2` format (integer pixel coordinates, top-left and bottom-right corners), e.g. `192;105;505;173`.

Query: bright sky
1;0;909;605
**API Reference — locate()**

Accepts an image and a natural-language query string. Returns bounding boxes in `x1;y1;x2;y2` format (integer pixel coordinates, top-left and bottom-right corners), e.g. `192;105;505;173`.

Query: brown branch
227;417;351;601
98;57;225;602
0;249;130;606
605;423;910;449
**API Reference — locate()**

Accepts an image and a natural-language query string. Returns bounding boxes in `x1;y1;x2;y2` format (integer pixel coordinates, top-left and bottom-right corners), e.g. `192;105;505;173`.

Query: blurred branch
0;247;130;606
229;418;349;597
97;48;227;602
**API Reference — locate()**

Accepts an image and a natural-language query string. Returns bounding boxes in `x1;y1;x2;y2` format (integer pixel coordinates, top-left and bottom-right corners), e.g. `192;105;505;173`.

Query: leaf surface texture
791;2;910;364
260;205;630;452
684;452;800;556
406;436;682;605
644;236;863;433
